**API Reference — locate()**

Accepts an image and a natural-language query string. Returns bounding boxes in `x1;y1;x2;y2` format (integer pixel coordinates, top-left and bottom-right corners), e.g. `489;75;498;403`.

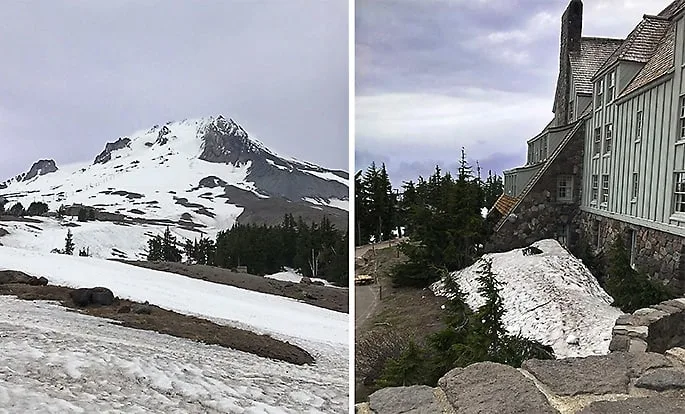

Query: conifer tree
64;229;75;255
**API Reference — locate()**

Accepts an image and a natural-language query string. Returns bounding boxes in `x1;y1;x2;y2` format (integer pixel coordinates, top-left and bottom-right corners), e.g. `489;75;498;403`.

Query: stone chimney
554;0;583;126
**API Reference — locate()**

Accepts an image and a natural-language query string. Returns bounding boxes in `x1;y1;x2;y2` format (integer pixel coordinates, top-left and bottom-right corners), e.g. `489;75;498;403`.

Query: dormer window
679;96;685;141
608;71;616;102
595;79;604;107
636;111;643;141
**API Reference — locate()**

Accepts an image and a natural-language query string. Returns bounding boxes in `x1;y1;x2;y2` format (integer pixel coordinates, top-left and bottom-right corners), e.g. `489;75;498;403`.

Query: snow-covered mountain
0;115;348;259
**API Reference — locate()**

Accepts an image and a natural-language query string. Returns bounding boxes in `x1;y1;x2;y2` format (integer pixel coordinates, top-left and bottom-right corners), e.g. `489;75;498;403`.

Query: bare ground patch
354;244;448;402
117;260;348;313
0;281;314;366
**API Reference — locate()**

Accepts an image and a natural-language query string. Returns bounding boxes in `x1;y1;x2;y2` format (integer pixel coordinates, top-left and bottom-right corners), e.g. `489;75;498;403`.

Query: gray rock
368;385;441;414
0;270;47;285
133;304;153;314
438;362;557;413
608;335;629;352
94;137;131;164
69;287;115;307
20;159;58;181
635;368;685;391
522;352;671;396
578;397;685;414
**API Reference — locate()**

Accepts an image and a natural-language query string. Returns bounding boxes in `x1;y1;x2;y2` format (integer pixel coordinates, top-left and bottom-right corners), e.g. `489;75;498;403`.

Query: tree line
356;149;503;287
146;214;348;286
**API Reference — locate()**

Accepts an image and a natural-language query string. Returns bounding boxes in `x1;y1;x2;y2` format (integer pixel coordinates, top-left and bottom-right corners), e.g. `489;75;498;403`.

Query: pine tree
147;235;163;261
8;202;25;217
26;201;49;216
161;226;181;262
64;229;75;255
78;247;90;257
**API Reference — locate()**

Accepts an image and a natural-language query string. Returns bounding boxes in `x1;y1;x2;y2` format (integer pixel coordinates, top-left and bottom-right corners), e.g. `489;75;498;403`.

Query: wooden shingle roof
618;23;675;99
594;16;671;78
569;38;623;95
493;194;518;217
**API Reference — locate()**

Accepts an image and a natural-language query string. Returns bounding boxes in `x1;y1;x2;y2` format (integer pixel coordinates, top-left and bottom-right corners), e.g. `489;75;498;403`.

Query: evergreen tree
78;247;90;257
161;226;182;262
8;202;25;217
64;229;75;255
147;235;163;261
26;201;49;216
77;208;89;222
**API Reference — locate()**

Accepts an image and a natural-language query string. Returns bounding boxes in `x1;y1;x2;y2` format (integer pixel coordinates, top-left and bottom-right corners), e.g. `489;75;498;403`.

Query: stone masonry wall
357;352;685;414
488;124;585;253
578;211;685;292
610;298;685;354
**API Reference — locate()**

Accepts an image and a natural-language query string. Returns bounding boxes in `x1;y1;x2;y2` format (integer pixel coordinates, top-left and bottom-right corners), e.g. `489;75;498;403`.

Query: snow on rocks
431;239;623;358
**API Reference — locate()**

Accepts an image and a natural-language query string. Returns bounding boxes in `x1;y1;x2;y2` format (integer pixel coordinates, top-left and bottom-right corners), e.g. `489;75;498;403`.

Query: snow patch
432;239;622;358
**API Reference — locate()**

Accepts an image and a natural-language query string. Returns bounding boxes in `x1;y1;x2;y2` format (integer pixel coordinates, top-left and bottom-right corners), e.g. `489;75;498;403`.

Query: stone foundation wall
610;298;685;354
578;211;685;291
488;125;584;253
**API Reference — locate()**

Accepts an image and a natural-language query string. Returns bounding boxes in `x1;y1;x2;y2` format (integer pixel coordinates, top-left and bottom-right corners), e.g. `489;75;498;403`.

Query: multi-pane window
557;175;573;202
601;174;609;205
527;143;534;164
604;124;613;153
569;101;574;122
675;172;685;213
541;137;548;161
680;97;685;140
591;174;599;202
595;79;604;107
608;71;616;102
636;111;643;141
594;127;601;155
632;172;639;200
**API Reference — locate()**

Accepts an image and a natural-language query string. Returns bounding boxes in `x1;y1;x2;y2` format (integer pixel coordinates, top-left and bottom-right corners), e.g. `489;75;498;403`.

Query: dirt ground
354;243;448;403
0;281;314;366
118;260;348;313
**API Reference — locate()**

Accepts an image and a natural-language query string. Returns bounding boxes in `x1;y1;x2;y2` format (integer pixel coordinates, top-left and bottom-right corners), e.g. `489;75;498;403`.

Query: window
595;79;604;107
591;174;599;203
675;172;685;213
604;124;613;153
635;111;643;141
557;175;574;202
527;143;534;164
594;127;601;155
680;97;685;141
601;174;609;205
608;71;616;102
569;101;574;121
629;230;637;270
540;137;548;161
632;173;639;200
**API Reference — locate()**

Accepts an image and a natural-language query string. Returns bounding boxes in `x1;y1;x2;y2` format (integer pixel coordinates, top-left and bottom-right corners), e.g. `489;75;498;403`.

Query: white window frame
557;175;574;202
591;174;599;204
608;71;616;102
632;172;639;201
594;127;601;155
675;172;685;213
635;111;643;141
680;96;685;141
604;124;613;153
601;174;609;206
595;79;604;107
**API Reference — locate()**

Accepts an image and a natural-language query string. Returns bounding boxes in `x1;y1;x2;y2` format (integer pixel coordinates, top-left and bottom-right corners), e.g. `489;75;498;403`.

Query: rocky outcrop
0;270;48;286
358;351;685;413
197;116;348;202
94;137;131;164
21;159;58;181
155;125;171;145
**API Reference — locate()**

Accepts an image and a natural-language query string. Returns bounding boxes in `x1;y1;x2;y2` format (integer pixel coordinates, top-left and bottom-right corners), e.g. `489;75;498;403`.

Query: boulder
69;287;115;307
0;270;48;286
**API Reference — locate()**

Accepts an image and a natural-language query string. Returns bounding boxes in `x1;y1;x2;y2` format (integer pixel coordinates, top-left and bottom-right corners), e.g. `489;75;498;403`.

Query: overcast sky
0;0;348;180
356;0;674;187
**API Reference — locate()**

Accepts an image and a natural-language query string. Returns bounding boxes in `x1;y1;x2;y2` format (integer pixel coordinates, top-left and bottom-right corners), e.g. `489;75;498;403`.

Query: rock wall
578;211;685;291
610;298;685;354
357;351;685;413
488;125;584;253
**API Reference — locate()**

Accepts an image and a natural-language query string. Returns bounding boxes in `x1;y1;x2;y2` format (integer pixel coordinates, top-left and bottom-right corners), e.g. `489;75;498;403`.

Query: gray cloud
0;0;348;180
356;0;673;183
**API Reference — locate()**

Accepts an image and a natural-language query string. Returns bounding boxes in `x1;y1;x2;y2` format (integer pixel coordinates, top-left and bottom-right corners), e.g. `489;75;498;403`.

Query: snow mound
265;269;334;286
431;239;622;358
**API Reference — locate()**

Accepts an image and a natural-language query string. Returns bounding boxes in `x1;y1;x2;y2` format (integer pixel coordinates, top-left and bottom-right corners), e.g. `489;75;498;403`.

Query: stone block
608;335;629;352
438;362;556;413
368;385;441;414
578;397;685;414
629;338;648;353
635;368;685;391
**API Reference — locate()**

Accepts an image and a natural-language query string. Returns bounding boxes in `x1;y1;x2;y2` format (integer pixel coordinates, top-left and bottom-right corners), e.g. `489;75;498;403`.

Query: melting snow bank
265;269;336;287
0;297;347;413
431;239;623;358
0;246;347;347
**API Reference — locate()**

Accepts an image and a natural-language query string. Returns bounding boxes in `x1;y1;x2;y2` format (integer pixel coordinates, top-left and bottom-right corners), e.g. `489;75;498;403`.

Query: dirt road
355;284;378;334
